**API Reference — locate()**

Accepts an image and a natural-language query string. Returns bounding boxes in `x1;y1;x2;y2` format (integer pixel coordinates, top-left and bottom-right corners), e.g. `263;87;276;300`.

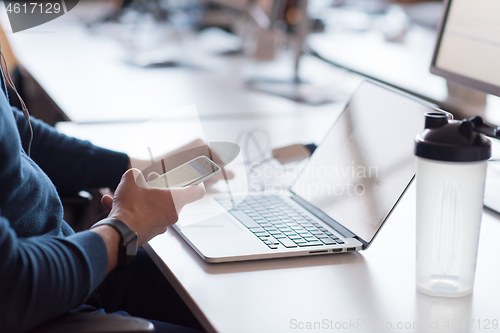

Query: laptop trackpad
178;214;244;236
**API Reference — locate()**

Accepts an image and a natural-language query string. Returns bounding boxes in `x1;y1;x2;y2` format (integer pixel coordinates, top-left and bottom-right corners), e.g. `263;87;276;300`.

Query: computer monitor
431;0;500;213
430;0;500;97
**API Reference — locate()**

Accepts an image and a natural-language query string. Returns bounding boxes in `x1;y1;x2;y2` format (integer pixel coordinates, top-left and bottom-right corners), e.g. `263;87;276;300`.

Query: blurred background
1;0;451;125
7;0;496;230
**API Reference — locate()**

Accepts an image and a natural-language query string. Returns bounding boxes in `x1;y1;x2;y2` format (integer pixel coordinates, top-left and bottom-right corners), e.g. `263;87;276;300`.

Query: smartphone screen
147;156;220;188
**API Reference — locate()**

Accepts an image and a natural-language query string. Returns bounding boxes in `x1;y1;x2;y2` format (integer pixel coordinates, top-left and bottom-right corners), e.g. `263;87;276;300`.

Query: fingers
204;169;235;187
203;178;218;187
170;183;206;213
128;168;148;188
225;170;235;180
101;194;113;211
115;168;205;219
186;183;206;202
190;138;206;147
147;172;160;182
181;183;206;204
120;168;139;182
217;169;235;181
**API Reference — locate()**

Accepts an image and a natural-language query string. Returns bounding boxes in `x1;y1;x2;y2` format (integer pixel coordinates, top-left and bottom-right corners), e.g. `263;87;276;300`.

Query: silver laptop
173;81;436;263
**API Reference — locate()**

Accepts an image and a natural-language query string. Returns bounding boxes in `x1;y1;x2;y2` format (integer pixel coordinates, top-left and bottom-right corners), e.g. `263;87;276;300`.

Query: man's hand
101;168;205;247
129;139;234;187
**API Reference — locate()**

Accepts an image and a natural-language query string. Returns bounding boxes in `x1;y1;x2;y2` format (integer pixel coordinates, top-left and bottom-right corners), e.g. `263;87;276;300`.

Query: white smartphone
147;156;221;188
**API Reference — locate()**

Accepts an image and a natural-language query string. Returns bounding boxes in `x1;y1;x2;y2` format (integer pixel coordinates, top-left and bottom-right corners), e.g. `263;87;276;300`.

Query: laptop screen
291;81;432;243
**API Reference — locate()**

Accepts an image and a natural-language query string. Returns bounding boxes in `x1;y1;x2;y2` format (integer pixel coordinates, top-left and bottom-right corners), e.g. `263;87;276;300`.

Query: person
0;59;224;332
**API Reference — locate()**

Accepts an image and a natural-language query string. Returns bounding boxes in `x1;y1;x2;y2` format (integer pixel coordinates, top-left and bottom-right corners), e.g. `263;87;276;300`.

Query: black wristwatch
91;218;138;270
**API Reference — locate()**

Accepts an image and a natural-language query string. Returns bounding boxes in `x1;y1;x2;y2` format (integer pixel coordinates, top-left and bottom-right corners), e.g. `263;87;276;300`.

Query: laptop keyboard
216;195;345;250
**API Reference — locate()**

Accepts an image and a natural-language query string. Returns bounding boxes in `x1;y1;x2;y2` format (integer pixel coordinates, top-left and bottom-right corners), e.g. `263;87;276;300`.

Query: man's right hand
129;139;235;188
101;168;205;247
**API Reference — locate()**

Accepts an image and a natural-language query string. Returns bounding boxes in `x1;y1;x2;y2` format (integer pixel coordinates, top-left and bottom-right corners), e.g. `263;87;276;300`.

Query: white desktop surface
307;7;448;104
0;2;361;123
55;112;340;161
145;185;500;333
57;118;500;333
307;6;500;121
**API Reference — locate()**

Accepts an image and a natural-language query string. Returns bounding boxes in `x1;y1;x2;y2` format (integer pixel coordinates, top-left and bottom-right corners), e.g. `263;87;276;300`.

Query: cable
235;128;273;191
0;48;33;157
235;128;317;192
304;43;454;118
240;127;271;166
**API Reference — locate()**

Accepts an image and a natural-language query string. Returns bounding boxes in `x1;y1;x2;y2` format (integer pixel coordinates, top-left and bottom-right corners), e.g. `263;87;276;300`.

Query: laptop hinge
354;236;369;249
291;195;359;240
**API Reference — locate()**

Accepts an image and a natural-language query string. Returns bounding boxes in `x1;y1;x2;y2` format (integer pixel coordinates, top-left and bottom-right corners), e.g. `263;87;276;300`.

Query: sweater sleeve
0;216;108;332
12;107;129;195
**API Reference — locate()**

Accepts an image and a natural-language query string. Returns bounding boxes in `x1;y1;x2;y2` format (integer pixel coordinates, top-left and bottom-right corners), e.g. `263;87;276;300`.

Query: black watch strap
91;218;138;270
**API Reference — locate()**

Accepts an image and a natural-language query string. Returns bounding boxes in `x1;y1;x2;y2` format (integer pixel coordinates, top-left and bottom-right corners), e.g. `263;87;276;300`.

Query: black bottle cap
415;113;491;162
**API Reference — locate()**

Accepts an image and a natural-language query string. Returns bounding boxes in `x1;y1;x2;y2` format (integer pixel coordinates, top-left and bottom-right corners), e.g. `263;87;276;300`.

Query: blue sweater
0;73;129;331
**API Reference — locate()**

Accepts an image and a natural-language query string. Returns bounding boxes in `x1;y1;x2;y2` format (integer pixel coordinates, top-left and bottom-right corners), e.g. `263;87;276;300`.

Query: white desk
58;117;500;333
0;2;361;124
308;17;448;104
55;112;339;160
307;6;500;120
144;185;500;333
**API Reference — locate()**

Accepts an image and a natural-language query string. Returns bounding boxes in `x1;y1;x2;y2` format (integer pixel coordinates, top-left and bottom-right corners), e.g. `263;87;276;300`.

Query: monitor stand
246;0;334;106
484;166;500;215
477;92;500;215
485;140;500;215
246;33;337;106
444;81;487;119
246;74;335;106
